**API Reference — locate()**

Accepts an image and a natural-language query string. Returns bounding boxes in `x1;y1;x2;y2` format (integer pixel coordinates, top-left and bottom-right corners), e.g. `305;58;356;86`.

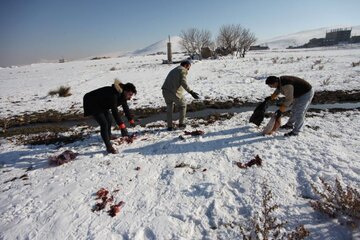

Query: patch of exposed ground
1;90;359;130
1;125;92;146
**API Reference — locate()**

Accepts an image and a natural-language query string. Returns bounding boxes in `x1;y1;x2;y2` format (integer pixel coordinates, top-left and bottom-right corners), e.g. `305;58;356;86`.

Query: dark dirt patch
1;89;359;130
24;133;85;146
0;109;85;129
8;131;87;146
312;90;360;104
0;125;69;138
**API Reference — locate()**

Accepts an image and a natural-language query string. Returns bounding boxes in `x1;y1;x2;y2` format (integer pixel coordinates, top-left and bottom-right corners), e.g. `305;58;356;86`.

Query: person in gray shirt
161;60;199;131
266;75;314;136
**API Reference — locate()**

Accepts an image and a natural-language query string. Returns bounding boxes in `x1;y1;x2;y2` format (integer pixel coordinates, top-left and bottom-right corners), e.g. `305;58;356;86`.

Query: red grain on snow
92;188;125;217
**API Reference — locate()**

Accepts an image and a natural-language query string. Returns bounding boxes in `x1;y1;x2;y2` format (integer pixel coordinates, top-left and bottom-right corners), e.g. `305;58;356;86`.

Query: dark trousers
93;111;113;148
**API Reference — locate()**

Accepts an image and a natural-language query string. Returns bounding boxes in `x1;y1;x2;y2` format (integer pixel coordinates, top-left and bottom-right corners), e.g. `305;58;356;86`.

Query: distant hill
126;36;184;56
86;26;360;60
257;25;360;49
81;36;183;60
126;26;360;55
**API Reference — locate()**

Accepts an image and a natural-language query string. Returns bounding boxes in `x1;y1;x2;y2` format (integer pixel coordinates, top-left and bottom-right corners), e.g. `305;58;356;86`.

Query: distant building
325;28;351;43
287;28;357;49
249;45;269;51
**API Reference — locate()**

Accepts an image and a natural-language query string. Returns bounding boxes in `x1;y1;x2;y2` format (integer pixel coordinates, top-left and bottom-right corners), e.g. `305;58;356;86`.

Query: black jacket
83;85;132;125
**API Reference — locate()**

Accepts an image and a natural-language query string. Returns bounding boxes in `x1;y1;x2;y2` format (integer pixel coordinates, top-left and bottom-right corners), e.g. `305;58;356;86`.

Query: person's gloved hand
119;123;129;137
129;119;136;127
275;110;282;118
190;91;200;99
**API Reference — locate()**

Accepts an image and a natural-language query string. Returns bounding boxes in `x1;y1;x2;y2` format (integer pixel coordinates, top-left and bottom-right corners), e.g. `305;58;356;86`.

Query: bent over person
265;75;314;136
161;60;199;131
83;79;137;154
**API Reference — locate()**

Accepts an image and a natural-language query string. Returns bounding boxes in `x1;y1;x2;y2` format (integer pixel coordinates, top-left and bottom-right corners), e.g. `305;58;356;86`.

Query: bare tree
237;28;257;57
215;24;256;57
180;28;213;56
216;24;242;55
196;29;213;54
180;28;196;54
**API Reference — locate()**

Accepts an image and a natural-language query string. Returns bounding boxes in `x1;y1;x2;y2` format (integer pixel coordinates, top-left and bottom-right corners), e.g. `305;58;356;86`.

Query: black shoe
178;124;186;129
121;128;129;137
280;124;293;129
106;146;118;154
284;131;298;137
167;127;175;131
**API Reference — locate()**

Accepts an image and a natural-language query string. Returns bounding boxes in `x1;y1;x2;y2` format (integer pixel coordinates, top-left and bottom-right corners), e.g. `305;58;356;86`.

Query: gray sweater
162;66;192;98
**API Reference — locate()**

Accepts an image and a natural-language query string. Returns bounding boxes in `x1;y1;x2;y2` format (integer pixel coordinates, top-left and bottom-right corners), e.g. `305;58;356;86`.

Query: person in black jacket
83;79;137;154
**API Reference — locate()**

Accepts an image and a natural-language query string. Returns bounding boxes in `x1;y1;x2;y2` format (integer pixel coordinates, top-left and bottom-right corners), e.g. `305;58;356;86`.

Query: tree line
179;24;257;58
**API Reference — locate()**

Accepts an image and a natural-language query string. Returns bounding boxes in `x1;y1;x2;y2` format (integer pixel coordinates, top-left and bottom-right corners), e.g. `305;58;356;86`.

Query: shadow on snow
124;126;285;155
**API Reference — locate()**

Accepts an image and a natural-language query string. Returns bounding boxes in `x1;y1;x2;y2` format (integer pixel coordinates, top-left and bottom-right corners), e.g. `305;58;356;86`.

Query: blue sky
0;0;359;67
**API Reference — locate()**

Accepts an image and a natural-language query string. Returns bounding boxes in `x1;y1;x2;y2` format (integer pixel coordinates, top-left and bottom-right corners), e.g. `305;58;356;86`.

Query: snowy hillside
126;36;184;56
258;25;360;49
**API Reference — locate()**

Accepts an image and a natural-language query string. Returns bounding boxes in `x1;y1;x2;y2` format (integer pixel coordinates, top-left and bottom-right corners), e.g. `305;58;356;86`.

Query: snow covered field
1;46;360;119
1;45;360;239
1;110;360;239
